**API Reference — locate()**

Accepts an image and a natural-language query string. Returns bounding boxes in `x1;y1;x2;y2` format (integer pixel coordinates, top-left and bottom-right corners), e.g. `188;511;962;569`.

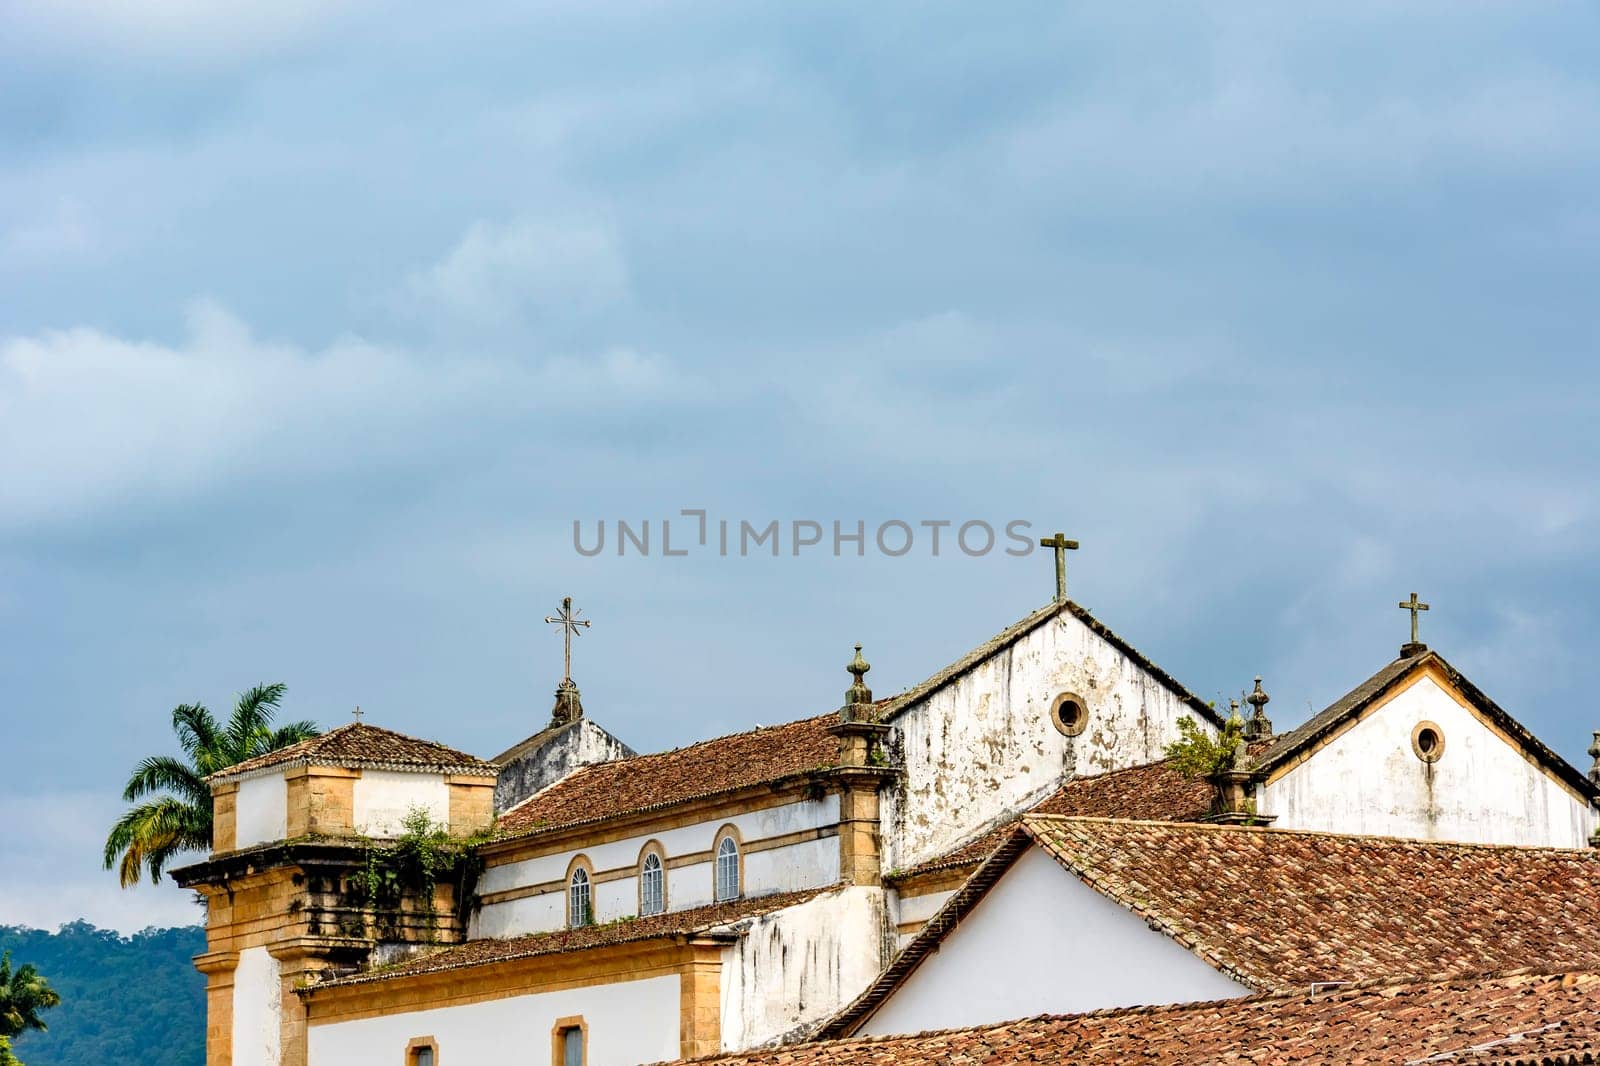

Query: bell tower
173;722;497;1066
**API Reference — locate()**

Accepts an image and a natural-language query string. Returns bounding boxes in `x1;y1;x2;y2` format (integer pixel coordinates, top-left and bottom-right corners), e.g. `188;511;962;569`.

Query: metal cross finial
1399;592;1430;645
352;705;363;723
544;596;592;682
1039;532;1080;603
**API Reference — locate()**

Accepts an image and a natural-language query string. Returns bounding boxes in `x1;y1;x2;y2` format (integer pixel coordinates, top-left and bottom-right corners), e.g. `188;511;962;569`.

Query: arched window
568;866;592;927
715;835;740;901
640;851;665;916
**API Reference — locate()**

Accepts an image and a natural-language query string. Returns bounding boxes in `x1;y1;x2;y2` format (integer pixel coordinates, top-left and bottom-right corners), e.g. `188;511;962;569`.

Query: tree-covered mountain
0;922;203;1066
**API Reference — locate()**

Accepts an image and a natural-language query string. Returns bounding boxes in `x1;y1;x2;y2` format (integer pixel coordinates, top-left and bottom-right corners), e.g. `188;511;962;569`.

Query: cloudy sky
2;2;1598;932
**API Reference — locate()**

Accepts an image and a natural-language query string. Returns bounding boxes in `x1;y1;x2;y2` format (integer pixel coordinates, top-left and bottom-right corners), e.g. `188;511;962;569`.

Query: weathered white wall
883;612;1213;871
475;796;840;938
1260;674;1598;846
718;887;890;1051
235;773;287;849
859;849;1247;1037
495;719;636;813
889;887;955;948
307;974;680;1066
352;770;450;838
233;947;281;1066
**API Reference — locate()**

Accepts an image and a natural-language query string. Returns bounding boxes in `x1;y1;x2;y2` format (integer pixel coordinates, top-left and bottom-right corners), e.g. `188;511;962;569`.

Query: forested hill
0;922;204;1066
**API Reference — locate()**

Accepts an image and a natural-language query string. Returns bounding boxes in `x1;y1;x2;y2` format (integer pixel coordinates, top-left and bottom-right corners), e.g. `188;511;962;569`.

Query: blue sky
2;2;1597;932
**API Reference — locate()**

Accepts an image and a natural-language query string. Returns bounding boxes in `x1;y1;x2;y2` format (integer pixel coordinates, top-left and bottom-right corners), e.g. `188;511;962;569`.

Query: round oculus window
1051;692;1089;737
1411;721;1445;763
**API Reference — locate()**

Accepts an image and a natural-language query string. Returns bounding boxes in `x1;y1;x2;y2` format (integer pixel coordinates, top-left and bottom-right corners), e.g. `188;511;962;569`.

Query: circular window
1411;721;1445;763
1051;692;1089;737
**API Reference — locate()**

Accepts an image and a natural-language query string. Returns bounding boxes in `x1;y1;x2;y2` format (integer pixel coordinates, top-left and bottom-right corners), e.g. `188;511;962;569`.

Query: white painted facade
882;612;1213;871
351;769;450;838
858;848;1249;1038
1258;672;1598;847
233;947;283;1066
475;795;841;938
234;773;288;850
307;974;682;1066
888;887;955;949
719;887;890;1050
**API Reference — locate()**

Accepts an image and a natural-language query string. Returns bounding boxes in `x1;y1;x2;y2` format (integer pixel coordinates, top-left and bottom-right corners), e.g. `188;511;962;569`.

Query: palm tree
0;951;61;1065
103;683;319;887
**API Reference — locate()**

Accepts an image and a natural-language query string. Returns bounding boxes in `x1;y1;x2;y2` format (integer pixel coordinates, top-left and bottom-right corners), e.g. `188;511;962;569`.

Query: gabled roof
495;600;1219;843
829;816;1600;1037
495;714;847;838
207;722;498;782
891;760;1214;881
670;970;1600;1066
875;599;1224;729
304;887;832;992
1255;646;1598;799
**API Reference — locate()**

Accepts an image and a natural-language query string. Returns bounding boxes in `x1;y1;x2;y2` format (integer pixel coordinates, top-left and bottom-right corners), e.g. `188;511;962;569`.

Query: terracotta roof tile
667;970;1600;1066
1023;817;1600;993
307;887;832;991
208;722;497;781
837;818;1600;1038
892;761;1214;880
496;714;847;838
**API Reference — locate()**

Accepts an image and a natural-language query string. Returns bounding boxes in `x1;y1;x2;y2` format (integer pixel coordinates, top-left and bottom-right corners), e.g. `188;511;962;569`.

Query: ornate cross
544;596;592;682
1398;592;1430;645
1039;532;1079;603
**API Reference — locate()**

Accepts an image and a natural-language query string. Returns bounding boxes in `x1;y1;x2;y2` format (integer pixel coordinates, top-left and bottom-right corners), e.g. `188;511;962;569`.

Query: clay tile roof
496;713;847;838
1025;817;1600;993
834;818;1600;1038
207;722;498;781
305;887;831;991
664;971;1600;1066
1256;649;1597;800
892;760;1215;880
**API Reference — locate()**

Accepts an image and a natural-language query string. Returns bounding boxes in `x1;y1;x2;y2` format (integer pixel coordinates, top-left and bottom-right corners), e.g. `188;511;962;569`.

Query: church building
172;576;1600;1066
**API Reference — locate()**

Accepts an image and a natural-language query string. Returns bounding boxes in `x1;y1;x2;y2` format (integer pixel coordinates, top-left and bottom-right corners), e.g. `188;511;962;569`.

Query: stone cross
1398;592;1430;645
544;596;592;682
1039;532;1079;603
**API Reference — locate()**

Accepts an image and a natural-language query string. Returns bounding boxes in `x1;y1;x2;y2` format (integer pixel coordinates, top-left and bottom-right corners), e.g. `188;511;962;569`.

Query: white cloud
1;791;202;934
0;300;681;533
4;0;373;65
404;218;629;328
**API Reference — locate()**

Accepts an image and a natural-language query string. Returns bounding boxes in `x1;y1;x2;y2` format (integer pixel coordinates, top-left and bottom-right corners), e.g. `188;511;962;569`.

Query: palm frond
223;683;288;761
103;798;208;888
266;720;321;751
171;703;219;761
121;755;208;806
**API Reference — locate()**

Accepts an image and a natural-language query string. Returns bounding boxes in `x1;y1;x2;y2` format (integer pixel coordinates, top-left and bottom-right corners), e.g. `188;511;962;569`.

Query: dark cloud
1;1;1597;930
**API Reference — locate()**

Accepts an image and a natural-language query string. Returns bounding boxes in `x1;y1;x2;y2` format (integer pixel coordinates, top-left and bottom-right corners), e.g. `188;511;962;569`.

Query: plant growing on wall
349;808;494;940
1163;714;1243;779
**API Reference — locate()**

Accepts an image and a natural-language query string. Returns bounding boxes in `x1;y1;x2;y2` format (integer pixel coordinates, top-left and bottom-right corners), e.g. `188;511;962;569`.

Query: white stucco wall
352;770;450;838
233;947;281;1066
890;887;955;948
883;612;1214;871
859;848;1247;1037
718;887;890;1051
474;796;840;938
307;974;681;1066
1259;673;1597;847
234;773;288;849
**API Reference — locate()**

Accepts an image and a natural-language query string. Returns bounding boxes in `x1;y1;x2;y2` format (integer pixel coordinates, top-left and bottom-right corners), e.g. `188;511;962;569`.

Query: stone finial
551;678;584;727
1243;676;1273;741
1227;698;1244;731
845;644;873;708
1588;731;1600;785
